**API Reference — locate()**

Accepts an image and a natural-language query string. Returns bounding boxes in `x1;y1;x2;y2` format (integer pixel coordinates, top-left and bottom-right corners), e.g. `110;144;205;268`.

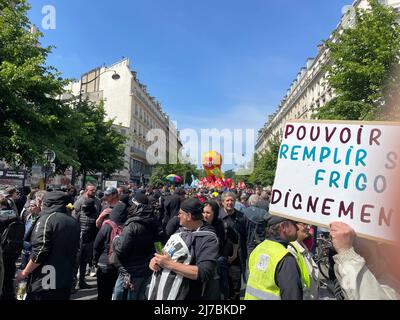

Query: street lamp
43;149;56;190
71;69;121;186
79;69;120;102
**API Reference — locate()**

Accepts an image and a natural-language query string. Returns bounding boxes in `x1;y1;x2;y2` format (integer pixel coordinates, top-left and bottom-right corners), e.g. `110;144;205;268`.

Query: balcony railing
130;147;146;158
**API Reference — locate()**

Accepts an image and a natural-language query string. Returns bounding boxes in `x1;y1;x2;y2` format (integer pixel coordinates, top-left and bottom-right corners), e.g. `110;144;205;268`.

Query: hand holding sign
330;222;356;254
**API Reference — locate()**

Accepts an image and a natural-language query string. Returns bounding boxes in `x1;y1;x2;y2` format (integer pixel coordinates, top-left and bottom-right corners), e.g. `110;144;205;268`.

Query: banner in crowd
270;120;400;242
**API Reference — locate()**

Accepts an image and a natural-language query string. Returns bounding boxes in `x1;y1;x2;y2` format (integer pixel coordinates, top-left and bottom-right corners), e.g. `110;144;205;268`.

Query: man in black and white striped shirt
149;198;219;300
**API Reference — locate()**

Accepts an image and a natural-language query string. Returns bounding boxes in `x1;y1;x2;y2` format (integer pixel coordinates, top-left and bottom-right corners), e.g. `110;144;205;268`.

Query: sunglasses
297;223;311;230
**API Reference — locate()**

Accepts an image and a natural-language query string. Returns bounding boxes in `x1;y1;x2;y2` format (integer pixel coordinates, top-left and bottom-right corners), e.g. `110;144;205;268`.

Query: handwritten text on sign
270;121;399;242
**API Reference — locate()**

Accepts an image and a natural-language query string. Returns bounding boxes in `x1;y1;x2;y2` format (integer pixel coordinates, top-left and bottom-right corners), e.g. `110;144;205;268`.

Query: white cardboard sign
270;120;399;243
105;180;118;189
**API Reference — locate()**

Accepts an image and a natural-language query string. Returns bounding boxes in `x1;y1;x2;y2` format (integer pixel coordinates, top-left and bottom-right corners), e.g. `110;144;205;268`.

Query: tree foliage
0;0;77;166
249;135;281;187
0;1;127;178
149;162;201;188
315;0;400;121
66;100;127;177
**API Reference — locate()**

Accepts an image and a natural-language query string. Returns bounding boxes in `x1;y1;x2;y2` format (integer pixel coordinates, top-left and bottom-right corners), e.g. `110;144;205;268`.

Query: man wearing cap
245;215;303;300
96;187;120;229
149;198;219;300
1;187;18;216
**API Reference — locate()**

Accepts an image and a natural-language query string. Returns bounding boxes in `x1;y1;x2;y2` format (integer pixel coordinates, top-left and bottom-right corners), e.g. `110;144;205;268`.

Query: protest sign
270;120;399;242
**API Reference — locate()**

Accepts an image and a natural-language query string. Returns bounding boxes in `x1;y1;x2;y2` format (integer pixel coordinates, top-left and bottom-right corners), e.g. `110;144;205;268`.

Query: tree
149;162;200;188
315;0;400;121
0;0;78;167
67;99;127;185
249;135;281;187
224;170;236;180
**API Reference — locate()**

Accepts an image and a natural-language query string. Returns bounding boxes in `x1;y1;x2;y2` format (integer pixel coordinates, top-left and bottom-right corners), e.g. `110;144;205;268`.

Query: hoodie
178;222;219;300
28;191;80;293
162;194;182;229
113;204;160;276
93;202;128;271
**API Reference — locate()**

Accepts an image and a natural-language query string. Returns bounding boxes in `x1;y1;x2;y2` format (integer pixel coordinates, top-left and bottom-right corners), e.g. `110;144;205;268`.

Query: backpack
148;230;218;300
103;219;124;266
1;219;25;257
244;207;267;254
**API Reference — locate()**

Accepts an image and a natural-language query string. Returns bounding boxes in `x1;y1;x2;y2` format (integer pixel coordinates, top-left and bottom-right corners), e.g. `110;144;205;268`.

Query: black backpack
244;208;267;254
1;219;25;256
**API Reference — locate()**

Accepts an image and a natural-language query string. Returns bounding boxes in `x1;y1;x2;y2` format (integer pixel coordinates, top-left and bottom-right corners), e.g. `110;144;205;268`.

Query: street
71;276;97;301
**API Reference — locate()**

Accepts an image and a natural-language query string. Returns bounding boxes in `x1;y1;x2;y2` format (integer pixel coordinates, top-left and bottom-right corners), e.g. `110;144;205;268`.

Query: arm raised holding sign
330;222;400;300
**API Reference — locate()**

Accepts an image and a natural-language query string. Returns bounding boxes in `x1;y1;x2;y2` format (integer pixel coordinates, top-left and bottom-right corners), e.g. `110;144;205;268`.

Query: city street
2;0;400;305
71;276;97;301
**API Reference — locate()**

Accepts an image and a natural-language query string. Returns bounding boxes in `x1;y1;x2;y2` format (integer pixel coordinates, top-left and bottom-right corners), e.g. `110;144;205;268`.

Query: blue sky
28;0;350;169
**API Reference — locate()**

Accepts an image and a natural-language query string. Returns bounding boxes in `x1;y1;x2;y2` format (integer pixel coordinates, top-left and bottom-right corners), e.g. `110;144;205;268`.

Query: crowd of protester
0;182;398;300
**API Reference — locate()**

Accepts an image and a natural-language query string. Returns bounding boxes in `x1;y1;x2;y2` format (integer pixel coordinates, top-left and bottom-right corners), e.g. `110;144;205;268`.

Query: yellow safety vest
289;242;311;291
244;240;290;300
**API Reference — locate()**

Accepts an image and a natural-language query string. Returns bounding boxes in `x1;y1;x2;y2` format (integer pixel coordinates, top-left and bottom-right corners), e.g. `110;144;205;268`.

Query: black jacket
113;204;160;276
77;208;99;244
219;208;248;274
161;194;181;229
165;215;180;238
28;191;80;293
268;235;303;300
176;223;219;300
243;205;267;254
93;203;128;271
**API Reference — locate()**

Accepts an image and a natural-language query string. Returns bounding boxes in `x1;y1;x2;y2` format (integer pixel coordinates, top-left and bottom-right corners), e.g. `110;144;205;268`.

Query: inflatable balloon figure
238;181;247;190
202;151;224;180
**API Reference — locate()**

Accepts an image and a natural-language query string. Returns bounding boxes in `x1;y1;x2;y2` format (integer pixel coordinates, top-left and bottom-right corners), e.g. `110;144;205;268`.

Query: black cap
264;214;288;227
181;198;204;218
110;202;128;225
131;192;149;205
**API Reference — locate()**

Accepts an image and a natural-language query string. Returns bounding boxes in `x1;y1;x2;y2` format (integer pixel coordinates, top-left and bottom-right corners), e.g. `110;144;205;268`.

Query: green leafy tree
149;162;199;188
315;0;400;121
224;170;236;180
68;99;127;185
0;0;78;167
249;135;281;186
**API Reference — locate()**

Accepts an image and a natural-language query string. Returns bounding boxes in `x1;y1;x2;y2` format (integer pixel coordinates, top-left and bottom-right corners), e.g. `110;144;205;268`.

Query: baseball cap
180;198;204;218
104;187;118;196
0;186;16;197
131;192;149;205
264;214;289;227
